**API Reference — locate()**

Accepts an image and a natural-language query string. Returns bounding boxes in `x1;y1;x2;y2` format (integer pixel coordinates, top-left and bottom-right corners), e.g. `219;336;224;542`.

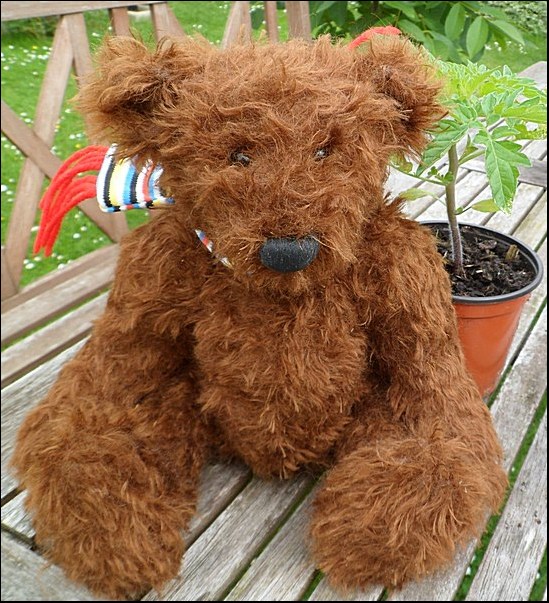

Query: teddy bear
11;31;508;600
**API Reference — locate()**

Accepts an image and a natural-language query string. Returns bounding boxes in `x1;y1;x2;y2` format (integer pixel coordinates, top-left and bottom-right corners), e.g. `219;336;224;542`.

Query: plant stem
446;145;465;277
410;173;446;186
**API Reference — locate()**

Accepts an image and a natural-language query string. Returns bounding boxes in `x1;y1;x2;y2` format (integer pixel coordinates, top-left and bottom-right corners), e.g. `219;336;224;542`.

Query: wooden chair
1;2;546;600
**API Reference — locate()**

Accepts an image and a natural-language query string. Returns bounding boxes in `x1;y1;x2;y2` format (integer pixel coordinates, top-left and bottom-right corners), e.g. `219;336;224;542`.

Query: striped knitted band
96;145;175;212
97;146;232;268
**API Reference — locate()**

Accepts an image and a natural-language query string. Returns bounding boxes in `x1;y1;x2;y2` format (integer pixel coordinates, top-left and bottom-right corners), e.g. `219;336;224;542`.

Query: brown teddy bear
12;32;507;600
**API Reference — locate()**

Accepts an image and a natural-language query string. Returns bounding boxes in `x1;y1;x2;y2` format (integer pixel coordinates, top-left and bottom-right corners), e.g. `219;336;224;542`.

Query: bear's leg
309;395;507;591
11;344;211;600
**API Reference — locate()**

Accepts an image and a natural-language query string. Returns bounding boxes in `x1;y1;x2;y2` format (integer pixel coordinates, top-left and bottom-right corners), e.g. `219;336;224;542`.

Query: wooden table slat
465;413;547;601
1;342;85;499
143;475;313;601
503;240;547;373
224;489;317;601
1;294;108;388
1;260;115;346
0;532;98;601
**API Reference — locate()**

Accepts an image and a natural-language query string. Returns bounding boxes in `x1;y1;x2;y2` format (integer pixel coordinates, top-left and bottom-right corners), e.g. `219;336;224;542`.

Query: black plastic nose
259;236;320;273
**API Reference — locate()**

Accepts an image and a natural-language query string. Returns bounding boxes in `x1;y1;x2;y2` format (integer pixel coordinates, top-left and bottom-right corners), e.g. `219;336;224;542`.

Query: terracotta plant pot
423;222;544;398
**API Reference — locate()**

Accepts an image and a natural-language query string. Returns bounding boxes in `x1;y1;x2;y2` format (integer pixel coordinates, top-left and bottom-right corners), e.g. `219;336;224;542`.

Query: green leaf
444;3;465;40
399;188;432;201
491;125;520;139
314;0;337;13
484;140;519;212
491;19;525;45
391;156;413;173
470;199;500;212
496;141;531;166
458;139;480;164
425;35;447;60
512;124;547;140
429;31;456;60
382;0;418;21
397;19;426;42
502;104;548;124
461;1;506;18
329;0;348;27
251;6;265;29
417;123;469;174
466;16;489;59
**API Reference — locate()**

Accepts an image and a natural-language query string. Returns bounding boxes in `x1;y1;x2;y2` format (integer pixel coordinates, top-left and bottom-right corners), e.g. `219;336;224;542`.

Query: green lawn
0;1;545;286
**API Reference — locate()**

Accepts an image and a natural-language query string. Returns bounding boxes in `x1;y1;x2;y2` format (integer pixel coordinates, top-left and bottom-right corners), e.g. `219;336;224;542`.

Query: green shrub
307;1;527;63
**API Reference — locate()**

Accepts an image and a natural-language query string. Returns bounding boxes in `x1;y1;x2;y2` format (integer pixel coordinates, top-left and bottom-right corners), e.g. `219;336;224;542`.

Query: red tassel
33;145;109;256
348;26;401;49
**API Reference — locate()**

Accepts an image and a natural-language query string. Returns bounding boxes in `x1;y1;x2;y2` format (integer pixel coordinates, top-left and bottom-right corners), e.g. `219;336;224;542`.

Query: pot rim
421;221;544;305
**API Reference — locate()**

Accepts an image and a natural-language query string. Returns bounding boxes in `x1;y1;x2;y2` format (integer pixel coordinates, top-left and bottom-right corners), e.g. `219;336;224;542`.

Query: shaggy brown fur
12;34;507;599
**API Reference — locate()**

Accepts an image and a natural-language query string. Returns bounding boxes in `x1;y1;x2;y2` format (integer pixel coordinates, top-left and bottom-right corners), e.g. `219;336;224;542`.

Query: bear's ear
77;36;213;161
355;35;445;156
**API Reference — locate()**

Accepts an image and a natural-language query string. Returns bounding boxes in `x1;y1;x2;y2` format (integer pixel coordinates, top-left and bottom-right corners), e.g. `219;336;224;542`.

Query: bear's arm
360;215;480;423
79;212;207;402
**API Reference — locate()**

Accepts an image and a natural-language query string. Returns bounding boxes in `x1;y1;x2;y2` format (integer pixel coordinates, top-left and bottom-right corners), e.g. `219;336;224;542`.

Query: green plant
397;59;547;276
308;1;526;62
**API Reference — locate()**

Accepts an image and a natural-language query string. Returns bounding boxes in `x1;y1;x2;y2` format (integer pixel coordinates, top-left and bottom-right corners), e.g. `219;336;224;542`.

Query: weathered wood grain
1;294;107;388
264;0;279;42
1;494;33;541
386;544;475;601
1;342;85;499
187;461;250;545
109;7;131;36
1;245;118;314
484;183;545;235
308;578;382;601
491;307;546;472
0;1;165;21
286;1;312;40
520;61;548;87
150;2;186;39
0;531;97;601
66;13;94;77
1;261;114;346
143;474;313;601
225;489;317;601
513;192;547;246
3;17;74;291
503;240;547;371
0;100;62;179
221;0;252;49
1;246;17;300
465;413;547;601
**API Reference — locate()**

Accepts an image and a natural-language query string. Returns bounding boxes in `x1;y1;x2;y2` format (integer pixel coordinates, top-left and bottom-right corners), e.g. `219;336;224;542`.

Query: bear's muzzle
259;236;320;273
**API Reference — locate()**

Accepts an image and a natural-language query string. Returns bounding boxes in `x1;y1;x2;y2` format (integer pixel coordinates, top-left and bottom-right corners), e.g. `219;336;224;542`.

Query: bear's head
78;34;442;294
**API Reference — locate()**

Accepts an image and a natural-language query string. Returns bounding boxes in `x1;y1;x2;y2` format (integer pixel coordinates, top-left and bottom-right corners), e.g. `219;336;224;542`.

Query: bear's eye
230;151;252;166
314;147;330;160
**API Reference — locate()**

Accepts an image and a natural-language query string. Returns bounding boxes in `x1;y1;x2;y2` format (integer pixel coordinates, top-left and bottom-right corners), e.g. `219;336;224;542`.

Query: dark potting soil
430;224;536;298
